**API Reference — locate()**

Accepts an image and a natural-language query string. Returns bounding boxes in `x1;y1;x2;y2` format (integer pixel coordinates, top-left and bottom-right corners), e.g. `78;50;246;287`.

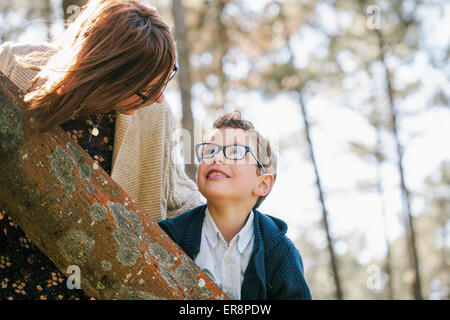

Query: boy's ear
254;174;274;197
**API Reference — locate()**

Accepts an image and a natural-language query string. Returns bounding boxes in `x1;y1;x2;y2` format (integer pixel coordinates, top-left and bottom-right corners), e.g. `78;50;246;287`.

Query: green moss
56;229;95;266
49;146;77;194
0;92;24;155
66;142;92;180
89;203;108;222
108;202;143;267
101;260;112;271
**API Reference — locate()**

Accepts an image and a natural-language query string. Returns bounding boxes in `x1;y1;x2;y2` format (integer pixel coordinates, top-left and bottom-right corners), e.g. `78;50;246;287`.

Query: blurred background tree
0;0;448;300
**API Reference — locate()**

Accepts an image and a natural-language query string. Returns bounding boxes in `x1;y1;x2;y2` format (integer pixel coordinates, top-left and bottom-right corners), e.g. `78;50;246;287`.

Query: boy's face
197;128;272;206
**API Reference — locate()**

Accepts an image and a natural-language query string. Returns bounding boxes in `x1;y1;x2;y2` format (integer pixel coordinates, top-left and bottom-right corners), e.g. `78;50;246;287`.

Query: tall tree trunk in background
373;116;395;299
171;0;196;182
43;0;52;41
214;0;229;109
437;197;449;300
298;91;344;300
62;0;87;28
377;32;423;300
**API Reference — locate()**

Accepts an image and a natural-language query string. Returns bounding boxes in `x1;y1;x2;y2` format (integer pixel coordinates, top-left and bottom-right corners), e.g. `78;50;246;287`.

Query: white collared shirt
194;207;254;300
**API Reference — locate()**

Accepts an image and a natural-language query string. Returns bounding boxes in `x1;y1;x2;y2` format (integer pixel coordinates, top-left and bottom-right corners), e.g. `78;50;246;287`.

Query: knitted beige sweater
0;42;203;222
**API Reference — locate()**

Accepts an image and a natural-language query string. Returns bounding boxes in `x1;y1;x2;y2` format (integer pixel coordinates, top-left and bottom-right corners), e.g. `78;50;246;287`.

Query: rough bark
0;72;228;300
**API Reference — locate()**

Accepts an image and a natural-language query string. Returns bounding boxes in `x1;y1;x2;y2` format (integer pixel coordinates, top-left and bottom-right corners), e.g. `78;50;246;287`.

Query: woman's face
118;73;167;115
119;92;164;115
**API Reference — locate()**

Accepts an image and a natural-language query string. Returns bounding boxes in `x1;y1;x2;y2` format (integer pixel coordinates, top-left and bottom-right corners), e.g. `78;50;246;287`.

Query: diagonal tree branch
0;71;227;300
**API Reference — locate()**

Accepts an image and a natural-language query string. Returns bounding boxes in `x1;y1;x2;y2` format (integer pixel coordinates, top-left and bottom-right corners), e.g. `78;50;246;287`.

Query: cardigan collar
241;209;266;299
240;210;288;299
181;204;206;259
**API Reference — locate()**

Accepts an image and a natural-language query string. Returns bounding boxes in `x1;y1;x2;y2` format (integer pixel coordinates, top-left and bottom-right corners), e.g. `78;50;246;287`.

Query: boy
158;112;311;300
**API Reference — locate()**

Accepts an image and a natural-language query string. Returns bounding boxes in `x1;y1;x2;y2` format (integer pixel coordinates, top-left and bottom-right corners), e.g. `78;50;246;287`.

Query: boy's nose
212;156;224;164
203;151;225;164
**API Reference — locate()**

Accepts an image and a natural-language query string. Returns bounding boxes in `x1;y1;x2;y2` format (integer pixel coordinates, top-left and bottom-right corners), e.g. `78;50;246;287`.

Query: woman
0;0;202;300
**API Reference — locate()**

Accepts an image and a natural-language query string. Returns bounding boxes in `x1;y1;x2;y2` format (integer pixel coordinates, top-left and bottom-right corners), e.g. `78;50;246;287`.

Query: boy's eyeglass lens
195;143;267;173
197;144;247;160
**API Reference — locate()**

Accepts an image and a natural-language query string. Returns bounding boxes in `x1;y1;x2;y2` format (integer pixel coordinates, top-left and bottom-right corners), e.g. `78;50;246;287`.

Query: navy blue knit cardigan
158;204;312;300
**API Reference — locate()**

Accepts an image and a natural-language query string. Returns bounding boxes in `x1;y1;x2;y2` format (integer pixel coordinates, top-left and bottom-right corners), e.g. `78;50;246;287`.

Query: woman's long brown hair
19;0;176;132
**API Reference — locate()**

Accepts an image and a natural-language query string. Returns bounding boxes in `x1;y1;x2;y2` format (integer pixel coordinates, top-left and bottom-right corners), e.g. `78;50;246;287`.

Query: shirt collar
204;207;254;253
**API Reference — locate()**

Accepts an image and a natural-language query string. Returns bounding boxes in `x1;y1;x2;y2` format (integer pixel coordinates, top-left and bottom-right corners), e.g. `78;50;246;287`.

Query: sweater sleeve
0;42;30;91
165;112;204;219
270;239;312;300
0;42;13;76
0;42;55;92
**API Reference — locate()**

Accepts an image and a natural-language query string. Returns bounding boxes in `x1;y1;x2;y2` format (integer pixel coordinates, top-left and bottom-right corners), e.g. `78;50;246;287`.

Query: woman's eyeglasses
136;65;179;102
195;142;267;173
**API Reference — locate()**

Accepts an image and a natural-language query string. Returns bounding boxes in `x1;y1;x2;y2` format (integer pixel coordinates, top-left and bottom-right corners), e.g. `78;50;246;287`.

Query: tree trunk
171;0;197;182
377;33;424;299
214;0;229;109
298;91;344;300
0;72;227;300
43;0;52;41
374;121;395;299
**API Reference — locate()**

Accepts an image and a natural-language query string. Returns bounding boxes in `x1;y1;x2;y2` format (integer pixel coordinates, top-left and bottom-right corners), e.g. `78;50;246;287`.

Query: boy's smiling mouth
206;168;230;180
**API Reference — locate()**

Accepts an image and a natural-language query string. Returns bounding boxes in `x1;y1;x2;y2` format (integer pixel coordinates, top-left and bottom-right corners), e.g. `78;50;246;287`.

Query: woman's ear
254;174;274;197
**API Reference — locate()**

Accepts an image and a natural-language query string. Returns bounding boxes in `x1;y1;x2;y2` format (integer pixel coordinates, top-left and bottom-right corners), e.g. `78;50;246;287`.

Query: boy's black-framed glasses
136;65;179;102
195;143;267;173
